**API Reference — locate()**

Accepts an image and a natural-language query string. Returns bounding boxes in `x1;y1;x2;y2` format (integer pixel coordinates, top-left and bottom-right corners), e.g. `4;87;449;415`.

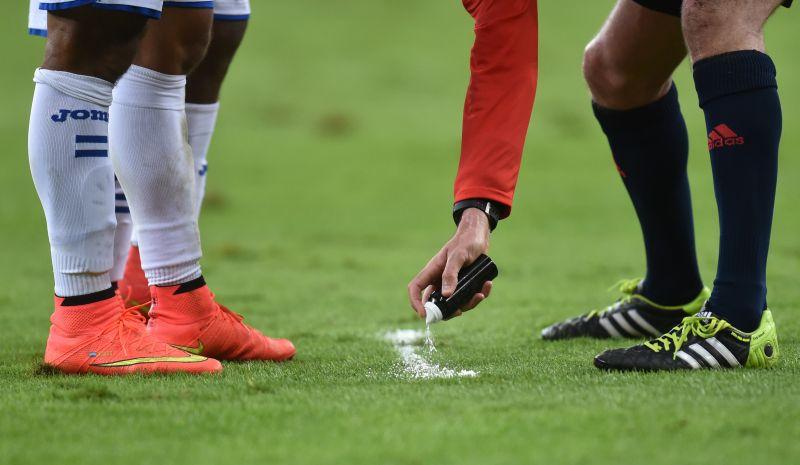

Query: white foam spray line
383;329;478;380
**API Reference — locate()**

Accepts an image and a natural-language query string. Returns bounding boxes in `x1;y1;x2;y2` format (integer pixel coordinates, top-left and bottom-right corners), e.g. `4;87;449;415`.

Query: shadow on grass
52;385;120;401
32;363;61;377
30;365;122;400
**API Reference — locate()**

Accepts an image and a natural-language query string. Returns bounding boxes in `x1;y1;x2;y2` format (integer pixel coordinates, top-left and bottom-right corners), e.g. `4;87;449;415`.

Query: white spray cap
424;301;443;325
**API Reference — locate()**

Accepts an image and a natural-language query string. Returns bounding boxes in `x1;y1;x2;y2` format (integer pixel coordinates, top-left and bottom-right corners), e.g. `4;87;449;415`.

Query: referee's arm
408;0;538;319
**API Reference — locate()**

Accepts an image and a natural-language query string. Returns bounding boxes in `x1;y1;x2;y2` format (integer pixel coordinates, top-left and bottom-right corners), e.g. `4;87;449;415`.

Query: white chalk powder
383;329;478;380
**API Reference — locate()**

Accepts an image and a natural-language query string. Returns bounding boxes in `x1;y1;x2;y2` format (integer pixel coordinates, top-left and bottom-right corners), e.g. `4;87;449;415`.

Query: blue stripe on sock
115;193;126;200
75;150;108;158
28;28;48;37
76;135;108;144
115;206;130;214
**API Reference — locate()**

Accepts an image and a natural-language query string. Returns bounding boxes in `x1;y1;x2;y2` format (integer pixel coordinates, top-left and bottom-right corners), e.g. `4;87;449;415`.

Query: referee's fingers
407;279;426;317
408;251;447;317
441;250;467;297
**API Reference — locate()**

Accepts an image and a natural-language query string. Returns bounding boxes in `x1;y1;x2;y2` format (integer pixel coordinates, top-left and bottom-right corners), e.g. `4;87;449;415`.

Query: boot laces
119;282;151;309
219;304;246;324
585;278;642;319
643;315;730;356
102;307;159;356
208;292;249;327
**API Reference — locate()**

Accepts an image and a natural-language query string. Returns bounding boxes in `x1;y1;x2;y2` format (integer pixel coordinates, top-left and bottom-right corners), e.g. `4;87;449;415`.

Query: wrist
457;208;490;235
453;199;504;231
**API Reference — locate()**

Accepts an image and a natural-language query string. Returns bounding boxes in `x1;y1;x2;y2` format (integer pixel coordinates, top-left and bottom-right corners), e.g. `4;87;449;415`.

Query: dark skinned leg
108;7;294;358
113;8;219;302
110;7;213;289
133;7;214;76
187;19;249;104
31;7;146;298
42;6;147;82
183;19;249;218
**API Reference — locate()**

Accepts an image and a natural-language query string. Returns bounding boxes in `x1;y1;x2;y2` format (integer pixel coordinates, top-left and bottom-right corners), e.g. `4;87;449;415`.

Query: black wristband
453;199;502;231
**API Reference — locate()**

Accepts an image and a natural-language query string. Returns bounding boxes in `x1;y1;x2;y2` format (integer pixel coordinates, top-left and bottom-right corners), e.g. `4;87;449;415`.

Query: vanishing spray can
424;254;499;325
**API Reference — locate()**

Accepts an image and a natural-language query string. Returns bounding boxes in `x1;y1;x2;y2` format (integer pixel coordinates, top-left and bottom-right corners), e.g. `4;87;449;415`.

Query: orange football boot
118;245;151;311
147;281;296;362
44;293;222;375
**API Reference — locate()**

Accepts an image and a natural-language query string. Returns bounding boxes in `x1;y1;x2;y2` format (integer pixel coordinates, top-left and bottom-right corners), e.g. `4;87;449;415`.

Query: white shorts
29;0;250;36
212;0;250;20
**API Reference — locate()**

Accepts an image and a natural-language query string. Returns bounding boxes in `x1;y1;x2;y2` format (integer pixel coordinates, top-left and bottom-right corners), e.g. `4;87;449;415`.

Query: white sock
110;177;132;282
110;65;202;287
28;69;116;297
185;102;219;219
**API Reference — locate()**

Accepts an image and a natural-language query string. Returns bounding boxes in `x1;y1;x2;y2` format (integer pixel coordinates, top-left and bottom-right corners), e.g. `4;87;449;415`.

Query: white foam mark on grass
383;329;478;380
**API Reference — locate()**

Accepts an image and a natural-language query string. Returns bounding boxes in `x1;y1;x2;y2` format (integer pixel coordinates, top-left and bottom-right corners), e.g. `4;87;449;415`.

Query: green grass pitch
1;2;799;464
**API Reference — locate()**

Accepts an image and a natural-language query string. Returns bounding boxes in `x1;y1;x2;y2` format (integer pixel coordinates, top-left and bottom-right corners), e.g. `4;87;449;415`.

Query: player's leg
593;0;785;371
27;4;136;292
683;0;782;331
109;5;294;361
186;17;249;217
683;0;784;331
110;5;215;309
110;177;133;284
29;2;220;374
584;0;685;110
111;5;213;298
542;0;708;341
116;2;250;308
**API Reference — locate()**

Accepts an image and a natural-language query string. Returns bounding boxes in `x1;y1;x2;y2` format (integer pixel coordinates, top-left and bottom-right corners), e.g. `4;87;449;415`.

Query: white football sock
185;102;219;219
110;65;202;286
110;178;132;282
28;69;116;296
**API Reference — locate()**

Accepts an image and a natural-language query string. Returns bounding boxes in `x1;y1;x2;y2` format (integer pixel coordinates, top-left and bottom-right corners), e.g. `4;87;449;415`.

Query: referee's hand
408;208;493;320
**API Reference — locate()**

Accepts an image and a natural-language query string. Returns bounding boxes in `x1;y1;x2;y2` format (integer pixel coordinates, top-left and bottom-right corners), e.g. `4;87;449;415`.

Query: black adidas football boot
594;309;779;371
541;279;710;340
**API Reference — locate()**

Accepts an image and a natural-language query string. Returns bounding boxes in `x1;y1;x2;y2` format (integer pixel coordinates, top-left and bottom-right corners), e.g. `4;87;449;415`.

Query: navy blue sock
593;85;704;305
693;50;781;332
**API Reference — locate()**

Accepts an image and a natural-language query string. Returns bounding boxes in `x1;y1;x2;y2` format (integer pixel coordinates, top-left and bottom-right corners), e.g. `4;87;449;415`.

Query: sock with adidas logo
693;50;781;332
593;84;704;305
